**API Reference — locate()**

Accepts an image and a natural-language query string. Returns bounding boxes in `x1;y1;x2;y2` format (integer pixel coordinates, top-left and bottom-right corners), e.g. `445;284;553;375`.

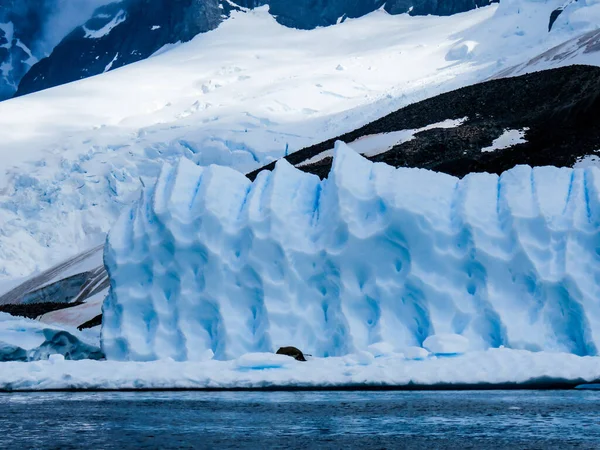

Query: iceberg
102;142;600;361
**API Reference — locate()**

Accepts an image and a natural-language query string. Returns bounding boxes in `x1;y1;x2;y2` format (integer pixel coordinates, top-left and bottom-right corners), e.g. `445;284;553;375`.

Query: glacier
102;142;600;361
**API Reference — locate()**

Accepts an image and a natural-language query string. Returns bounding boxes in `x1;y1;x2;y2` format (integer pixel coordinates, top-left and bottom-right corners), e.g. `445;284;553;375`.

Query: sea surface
0;390;599;449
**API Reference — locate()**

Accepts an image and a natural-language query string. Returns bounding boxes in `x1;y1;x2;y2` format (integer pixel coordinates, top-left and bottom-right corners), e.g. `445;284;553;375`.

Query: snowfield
0;1;599;280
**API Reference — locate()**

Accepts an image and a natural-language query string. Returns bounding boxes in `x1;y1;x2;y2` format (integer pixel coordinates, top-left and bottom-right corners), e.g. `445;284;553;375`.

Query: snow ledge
1;348;599;391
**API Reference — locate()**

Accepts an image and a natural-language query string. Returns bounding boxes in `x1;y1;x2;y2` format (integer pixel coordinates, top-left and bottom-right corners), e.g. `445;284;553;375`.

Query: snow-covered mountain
103;143;600;361
13;0;498;98
0;0;114;100
5;63;599;334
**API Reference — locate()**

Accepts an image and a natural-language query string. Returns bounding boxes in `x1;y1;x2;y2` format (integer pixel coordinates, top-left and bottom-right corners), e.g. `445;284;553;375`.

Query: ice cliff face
102;143;600;361
0;312;103;361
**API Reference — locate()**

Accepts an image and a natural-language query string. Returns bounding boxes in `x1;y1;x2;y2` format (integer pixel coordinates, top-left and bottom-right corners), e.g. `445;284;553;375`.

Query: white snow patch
48;354;65;364
0;61;12;78
446;40;478;61
482;128;529;152
367;342;395;357
84;10;126;39
224;0;250;12
355;117;467;157
297;149;335;167
299;117;467;165
14;40;38;66
0;22;14;47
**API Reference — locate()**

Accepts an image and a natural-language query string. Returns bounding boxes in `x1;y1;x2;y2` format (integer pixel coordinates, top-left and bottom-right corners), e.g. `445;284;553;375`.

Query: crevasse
101;142;600;361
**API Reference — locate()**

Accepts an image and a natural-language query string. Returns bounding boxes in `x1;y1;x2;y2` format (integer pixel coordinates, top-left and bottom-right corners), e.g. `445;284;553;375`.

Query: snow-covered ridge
103;143;600;361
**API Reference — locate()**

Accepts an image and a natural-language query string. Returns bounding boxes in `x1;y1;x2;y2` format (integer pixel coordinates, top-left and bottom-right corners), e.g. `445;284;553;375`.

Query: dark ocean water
0;390;599;449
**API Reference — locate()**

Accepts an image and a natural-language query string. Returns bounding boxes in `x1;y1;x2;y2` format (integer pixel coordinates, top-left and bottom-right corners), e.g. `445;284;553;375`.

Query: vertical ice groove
103;148;600;361
453;174;507;349
151;162;176;220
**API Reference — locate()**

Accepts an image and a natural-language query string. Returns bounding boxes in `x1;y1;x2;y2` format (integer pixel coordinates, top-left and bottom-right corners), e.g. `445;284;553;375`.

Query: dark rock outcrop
248;65;600;181
276;346;307;361
0;0;110;100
